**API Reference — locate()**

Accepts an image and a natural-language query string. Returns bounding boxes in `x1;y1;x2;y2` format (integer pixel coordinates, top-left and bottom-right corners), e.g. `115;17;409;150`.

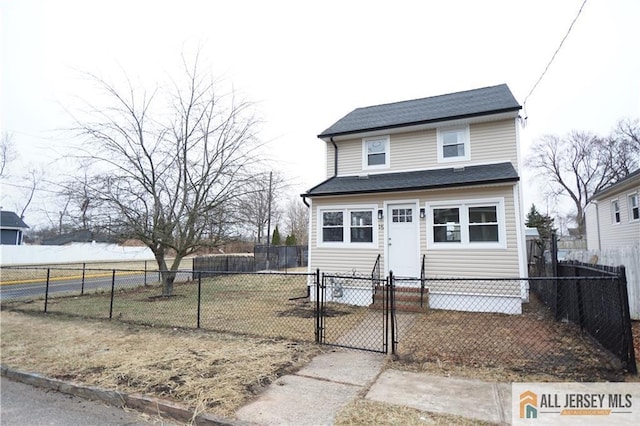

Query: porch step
370;286;429;313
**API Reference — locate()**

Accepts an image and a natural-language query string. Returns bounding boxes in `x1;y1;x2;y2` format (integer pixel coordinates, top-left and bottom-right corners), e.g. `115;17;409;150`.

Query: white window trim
317;204;379;248
611;199;621;224
362;136;390;170
426;198;507;249
628;192;639;222
437;125;470;163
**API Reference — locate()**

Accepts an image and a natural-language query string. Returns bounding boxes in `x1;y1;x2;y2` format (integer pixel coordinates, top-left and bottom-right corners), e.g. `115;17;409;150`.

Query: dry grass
335;399;493;426
6;273;372;344
0;310;323;418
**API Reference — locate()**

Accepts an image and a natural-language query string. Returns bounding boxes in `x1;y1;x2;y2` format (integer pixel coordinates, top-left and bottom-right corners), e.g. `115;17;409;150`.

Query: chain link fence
1;264;636;379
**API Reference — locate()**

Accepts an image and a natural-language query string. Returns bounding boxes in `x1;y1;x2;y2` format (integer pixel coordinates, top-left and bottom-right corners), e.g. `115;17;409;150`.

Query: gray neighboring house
0;211;29;245
302;84;528;314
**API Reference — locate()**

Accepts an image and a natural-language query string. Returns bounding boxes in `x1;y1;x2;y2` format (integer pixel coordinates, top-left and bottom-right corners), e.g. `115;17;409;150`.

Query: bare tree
285;196;309;245
527;128;638;235
235;172;286;244
1;132;16;178
72;53;261;295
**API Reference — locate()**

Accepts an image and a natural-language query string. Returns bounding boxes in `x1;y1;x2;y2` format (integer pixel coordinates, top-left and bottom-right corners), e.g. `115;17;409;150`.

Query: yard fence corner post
617;265;637;374
109;269;116;319
81;262;86;296
197;271;202;329
315;269;321;344
44;268;51;313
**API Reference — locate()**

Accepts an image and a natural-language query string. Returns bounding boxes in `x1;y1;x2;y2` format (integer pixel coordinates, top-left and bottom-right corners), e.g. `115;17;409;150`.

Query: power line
522;0;589;122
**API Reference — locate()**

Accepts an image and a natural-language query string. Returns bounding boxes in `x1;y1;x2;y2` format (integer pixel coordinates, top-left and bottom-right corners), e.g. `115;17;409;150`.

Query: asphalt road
0;376;173;425
0;271;193;302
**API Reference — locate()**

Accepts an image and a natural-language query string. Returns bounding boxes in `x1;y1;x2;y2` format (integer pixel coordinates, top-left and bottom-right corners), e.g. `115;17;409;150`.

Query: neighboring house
585;168;640;251
0;211;29;245
302;84;527;313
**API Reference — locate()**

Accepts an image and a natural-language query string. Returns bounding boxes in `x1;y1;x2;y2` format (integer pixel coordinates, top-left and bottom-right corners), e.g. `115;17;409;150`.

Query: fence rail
1;266;636;379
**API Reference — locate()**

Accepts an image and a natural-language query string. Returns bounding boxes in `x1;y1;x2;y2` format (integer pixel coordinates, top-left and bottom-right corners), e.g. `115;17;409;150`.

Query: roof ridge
351;84;509;112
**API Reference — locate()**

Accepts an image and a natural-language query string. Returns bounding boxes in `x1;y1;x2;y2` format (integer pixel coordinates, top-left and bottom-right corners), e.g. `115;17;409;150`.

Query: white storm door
387;203;419;277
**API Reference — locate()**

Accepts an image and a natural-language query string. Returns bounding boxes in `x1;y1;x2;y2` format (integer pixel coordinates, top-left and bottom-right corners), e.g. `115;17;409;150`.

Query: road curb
1;365;249;426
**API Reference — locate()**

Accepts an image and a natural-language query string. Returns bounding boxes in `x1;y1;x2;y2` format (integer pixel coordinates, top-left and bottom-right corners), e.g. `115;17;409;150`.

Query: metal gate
315;272;396;354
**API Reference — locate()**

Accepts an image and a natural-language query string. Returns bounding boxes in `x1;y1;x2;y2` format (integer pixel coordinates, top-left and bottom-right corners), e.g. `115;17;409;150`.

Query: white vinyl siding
585;186;640;250
309;184;520;278
468;120;519;171
325;119;518;177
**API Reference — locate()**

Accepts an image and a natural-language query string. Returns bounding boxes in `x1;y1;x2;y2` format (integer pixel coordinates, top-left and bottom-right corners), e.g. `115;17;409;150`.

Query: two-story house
302;84;527;314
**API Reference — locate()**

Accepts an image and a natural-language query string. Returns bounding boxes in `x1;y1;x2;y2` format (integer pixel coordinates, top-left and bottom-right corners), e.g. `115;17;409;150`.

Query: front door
387;203;419;278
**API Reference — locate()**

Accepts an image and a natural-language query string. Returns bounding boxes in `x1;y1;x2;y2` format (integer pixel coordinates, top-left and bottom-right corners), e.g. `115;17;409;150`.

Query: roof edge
303;176;520;198
317;107;522;139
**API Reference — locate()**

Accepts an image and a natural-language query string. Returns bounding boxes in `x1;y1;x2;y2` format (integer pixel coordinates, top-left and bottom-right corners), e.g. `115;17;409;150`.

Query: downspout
330;137;338;177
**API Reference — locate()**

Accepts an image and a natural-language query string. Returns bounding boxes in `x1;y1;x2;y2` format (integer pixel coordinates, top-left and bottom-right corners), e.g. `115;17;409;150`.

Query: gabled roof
0;211;29;229
304;162;519;197
319;84;521;139
591;168;640;201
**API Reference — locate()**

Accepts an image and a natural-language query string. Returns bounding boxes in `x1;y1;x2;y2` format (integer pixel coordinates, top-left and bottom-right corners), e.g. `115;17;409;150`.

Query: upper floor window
363;136;389;169
437;125;470;163
612;200;621;223
629;193;639;221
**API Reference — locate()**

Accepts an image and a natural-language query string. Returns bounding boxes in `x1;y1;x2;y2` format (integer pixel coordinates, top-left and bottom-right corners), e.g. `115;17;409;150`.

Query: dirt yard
395;294;638;382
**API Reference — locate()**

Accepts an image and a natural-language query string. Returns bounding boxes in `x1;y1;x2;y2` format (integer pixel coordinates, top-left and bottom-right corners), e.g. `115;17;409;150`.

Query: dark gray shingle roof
304;162;519;197
0;211;29;229
319;84;521;138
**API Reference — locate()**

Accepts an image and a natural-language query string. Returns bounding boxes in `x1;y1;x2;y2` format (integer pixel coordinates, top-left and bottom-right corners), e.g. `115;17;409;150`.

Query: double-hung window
612;200;621;223
319;206;377;247
437;125;470;163
428;199;505;248
628;193;639;221
363;136;389;169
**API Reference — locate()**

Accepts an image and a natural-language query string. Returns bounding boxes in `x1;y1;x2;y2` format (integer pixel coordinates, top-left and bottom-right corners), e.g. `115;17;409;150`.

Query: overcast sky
1;0;639;229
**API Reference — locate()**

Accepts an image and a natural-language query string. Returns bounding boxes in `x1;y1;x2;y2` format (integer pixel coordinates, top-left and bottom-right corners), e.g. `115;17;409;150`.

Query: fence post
109;269;116;319
44;268;51;313
575;267;585;330
551;233;560;321
197;271;202;329
144;260;147;285
388;271;396;355
315;269;321;344
617;266;638;374
81;262;86;296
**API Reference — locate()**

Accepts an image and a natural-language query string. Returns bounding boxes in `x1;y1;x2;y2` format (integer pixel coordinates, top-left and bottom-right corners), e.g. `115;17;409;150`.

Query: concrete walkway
236;350;511;425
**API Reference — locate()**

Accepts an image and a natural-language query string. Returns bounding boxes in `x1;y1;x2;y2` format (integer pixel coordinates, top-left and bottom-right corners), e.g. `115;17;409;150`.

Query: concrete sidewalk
236;350;511;425
3;350;512;425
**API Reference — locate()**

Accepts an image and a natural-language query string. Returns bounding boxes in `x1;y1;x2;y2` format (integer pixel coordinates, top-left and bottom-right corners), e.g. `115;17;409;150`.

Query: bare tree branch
69;52;263;295
527;126;638;235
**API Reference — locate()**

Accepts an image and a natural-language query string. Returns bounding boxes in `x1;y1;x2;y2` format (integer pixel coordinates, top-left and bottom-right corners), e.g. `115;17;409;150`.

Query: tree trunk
160;269;177;296
153;250;176;296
